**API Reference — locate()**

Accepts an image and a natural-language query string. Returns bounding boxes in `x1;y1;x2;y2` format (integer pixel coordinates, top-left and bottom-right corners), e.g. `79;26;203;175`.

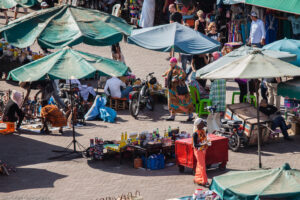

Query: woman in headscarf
163;57;194;121
193;118;209;187
2;90;24;130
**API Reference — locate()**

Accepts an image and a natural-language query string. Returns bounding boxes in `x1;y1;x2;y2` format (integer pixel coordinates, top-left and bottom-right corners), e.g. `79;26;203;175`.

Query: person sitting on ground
40;100;67;134
104;76;133;100
2;90;24;130
259;99;292;141
67;79;96;102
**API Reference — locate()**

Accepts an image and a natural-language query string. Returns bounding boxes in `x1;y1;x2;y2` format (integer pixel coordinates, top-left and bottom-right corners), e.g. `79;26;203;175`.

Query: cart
175;134;228;173
225;103;271;146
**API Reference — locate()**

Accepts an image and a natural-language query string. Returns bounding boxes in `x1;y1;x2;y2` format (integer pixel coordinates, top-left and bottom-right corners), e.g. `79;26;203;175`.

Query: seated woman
40;100;67;134
2;90;24;130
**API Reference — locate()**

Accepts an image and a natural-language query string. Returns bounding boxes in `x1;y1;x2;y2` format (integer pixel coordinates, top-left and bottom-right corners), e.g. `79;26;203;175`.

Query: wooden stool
109;97;127;111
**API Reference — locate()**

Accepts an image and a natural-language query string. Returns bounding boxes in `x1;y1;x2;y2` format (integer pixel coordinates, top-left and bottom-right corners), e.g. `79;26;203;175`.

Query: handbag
176;83;188;95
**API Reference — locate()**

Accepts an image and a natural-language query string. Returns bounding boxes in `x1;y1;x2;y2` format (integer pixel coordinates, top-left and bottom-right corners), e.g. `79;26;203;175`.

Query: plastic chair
231;91;240;104
0;121;15;135
189;86;212;117
112;4;121;17
189;86;200;114
243;95;257;107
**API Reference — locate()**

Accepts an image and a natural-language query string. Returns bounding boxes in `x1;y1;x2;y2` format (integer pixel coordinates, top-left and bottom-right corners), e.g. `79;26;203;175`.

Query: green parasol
7;47;129;82
210;163;300;200
0;5;132;49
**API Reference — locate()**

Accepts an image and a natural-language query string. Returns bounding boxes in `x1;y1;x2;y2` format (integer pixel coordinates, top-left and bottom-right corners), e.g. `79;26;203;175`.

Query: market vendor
259;99;292;141
2;90;24;130
163;57;194;121
40;100;67;134
104;76;132;100
193;118;209;187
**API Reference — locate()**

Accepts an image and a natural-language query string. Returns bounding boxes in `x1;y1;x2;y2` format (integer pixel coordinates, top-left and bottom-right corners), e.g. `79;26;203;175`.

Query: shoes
193;180;210;187
284;137;293;141
166;56;171;61
186;116;194;122
287;124;292;129
166;116;175;121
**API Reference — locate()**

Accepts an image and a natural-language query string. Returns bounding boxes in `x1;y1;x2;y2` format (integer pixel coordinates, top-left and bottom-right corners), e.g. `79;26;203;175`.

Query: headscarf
193;118;205;132
167;57;178;89
11;90;22;108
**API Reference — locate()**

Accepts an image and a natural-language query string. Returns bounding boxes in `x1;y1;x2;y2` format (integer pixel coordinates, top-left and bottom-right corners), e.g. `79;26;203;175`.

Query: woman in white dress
139;0;156;28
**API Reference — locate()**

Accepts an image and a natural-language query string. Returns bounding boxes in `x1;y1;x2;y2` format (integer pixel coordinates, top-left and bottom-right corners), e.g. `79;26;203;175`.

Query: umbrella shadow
17;129;84;137
236;135;300;155
0;168;67;193
0;134;76;167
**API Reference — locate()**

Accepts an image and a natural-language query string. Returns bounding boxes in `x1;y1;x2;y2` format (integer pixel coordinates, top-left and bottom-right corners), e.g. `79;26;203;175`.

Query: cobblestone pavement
1;10;300;200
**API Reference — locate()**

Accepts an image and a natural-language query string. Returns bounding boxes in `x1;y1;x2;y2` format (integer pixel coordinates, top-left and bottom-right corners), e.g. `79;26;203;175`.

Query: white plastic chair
111;4;121;17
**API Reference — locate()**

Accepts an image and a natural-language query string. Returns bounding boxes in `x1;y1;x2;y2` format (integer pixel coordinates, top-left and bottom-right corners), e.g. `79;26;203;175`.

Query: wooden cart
225;103;271;145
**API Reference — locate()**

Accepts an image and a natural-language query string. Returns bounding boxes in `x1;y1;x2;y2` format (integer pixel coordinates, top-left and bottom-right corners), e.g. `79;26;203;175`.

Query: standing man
169;4;182;24
248;11;266;48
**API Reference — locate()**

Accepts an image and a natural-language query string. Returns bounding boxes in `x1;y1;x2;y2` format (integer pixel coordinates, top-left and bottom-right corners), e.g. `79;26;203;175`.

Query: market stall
175;134;228;173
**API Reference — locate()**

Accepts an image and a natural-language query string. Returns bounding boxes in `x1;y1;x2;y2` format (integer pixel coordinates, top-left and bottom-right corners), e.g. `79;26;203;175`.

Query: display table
175;134;228;172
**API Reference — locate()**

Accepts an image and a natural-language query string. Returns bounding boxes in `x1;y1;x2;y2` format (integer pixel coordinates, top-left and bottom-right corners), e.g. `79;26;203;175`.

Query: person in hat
193;118;209;187
163;57;194;121
248;11;266;47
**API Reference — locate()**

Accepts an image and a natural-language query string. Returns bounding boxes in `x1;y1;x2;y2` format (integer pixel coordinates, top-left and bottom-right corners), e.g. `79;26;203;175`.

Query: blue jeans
121;86;133;100
271;116;289;138
260;82;268;101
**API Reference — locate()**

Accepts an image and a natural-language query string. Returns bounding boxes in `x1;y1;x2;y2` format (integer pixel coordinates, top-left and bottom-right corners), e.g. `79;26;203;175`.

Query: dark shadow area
0;168;67;193
0;134;80;167
233;135;300;155
17;129;83;137
132;103;170;122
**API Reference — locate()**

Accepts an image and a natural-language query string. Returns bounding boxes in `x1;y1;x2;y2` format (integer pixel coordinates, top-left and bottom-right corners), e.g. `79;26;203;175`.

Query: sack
129;191;143;200
176;83;188;95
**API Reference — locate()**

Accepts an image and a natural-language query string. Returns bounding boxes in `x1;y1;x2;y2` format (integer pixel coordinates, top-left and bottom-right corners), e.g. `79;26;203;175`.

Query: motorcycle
129;72;157;119
207;105;248;152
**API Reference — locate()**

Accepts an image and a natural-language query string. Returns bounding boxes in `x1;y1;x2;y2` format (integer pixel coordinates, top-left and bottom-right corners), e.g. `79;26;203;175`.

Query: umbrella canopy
210;163;300;200
0;5;132;49
263;38;300;67
217;0;244;5
0;0;37;9
196;45;297;77
278;78;300;99
7;48;129;82
201;50;300;80
128;22;220;54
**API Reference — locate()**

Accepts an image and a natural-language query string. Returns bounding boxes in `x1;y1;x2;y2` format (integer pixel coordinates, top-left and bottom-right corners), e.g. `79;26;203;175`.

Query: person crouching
40;100;67;134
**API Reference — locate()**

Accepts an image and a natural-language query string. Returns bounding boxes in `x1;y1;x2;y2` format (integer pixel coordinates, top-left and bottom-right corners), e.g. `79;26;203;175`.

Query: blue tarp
84;96;116;123
128;22;220;54
263;38;300;67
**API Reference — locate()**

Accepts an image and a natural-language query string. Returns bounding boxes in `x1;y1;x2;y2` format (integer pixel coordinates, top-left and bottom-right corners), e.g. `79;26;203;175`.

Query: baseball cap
250;11;257;17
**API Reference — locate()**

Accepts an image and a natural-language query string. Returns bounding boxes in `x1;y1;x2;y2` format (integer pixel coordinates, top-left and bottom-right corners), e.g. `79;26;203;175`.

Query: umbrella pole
256;90;262;168
49;82;85;160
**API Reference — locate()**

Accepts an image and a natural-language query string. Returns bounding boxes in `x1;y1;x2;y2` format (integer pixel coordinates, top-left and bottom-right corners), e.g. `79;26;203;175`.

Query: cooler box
225;103;271;145
175;134;228;172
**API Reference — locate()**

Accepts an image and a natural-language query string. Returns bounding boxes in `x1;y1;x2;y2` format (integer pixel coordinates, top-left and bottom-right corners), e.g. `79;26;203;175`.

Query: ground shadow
17;129;84;137
0;168;67;193
0;134;78;167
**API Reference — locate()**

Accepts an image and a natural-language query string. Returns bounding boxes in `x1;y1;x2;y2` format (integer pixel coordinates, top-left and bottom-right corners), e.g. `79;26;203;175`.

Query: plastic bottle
125;132;128;141
156;128;160;138
168;126;171;137
121;132;124;141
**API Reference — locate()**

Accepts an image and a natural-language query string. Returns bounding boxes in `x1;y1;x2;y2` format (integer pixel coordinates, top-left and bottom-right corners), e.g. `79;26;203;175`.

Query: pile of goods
169;189;220;200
